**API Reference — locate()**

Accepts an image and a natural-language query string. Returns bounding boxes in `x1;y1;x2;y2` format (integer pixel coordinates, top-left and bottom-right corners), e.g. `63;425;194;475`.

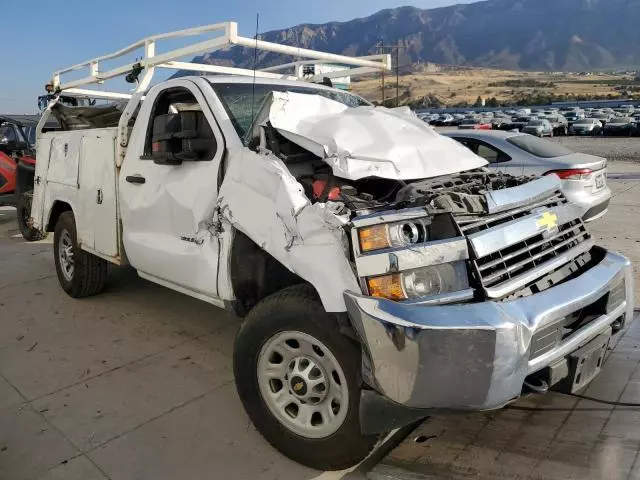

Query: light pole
377;41;408;107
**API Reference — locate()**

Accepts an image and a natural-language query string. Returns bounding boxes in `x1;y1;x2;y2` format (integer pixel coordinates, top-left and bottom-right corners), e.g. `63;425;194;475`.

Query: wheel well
230;229;306;316
46;201;72;232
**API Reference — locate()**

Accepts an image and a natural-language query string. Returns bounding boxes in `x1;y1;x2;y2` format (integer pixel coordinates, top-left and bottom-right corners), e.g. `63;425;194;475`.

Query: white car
444;130;612;222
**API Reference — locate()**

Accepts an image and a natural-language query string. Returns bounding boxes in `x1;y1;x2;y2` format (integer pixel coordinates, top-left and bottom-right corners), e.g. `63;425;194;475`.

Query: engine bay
259;124;534;218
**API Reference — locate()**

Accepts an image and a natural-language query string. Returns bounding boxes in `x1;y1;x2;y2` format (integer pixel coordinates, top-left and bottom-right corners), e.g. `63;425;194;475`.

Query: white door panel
47;134;81;186
78;134;119;257
119;79;224;298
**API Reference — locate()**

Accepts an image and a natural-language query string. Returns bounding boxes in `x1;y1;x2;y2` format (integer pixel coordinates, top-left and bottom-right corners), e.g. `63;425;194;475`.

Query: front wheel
234;285;377;470
16;190;45;241
54;211;108;298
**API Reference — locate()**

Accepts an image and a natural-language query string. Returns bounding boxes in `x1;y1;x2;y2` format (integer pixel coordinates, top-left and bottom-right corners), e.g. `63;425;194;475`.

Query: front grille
457;190;567;233
455;190;592;298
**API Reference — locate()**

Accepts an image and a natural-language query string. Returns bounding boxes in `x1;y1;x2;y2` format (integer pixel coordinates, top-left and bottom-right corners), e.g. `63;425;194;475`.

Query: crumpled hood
254;91;488;181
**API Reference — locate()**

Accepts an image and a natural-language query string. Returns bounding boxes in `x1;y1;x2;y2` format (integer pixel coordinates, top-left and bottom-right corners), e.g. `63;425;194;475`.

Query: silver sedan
442;130;612;222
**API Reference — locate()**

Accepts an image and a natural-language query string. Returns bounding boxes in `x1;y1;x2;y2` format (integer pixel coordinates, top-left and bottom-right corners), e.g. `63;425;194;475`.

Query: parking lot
1;142;640;480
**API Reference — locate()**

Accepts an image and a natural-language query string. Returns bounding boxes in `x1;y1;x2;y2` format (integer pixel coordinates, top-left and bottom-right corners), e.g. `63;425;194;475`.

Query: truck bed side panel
36;128;120;263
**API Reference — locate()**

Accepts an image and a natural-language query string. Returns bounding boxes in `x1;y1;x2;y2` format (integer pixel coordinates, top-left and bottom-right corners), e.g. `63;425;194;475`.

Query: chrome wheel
58;229;74;282
257;331;349;439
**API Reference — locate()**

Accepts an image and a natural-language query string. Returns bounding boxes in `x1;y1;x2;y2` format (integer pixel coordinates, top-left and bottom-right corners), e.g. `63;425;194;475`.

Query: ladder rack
50;21;391;100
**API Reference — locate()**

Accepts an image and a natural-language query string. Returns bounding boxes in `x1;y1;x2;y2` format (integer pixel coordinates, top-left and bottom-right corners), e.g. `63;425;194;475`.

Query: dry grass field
350;67;638;106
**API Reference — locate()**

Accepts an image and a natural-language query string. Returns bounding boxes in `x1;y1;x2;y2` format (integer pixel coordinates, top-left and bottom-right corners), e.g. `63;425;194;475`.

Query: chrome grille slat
455;190;591;298
467;201;584;259
481;229;590;285
477;224;587;272
458;191;567;232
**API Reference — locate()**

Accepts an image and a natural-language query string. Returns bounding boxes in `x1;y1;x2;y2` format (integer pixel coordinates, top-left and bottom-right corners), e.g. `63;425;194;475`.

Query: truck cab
31;23;634;471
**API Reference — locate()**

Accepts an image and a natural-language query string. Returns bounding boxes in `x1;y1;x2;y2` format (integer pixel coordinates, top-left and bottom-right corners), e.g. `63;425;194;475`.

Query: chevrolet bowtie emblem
536;211;558;232
293;382;304;392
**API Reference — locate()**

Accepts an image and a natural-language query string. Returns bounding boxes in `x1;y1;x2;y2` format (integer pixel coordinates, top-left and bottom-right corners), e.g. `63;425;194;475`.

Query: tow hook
523;377;549;395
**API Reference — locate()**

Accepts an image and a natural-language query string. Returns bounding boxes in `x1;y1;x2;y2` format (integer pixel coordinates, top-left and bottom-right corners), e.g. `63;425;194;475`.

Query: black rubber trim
359;389;429;435
583;198;611;221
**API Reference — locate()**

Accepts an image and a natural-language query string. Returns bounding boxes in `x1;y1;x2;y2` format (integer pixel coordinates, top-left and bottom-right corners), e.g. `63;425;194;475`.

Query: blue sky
1;0;477;113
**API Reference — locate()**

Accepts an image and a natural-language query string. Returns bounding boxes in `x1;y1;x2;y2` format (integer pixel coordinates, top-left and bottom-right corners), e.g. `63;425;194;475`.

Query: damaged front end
342;171;633;434
343;175;633;433
221;90;633;434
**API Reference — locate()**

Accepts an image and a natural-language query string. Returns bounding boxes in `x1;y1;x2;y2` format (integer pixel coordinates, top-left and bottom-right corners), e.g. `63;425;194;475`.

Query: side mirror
149;112;216;165
0;136;17;151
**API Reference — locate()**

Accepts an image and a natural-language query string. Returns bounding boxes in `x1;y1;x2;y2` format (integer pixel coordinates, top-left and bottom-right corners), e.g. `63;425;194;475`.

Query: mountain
191;0;640;72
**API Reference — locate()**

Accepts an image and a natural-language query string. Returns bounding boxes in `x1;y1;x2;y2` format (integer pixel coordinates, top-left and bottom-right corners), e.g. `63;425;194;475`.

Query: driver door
119;80;225;302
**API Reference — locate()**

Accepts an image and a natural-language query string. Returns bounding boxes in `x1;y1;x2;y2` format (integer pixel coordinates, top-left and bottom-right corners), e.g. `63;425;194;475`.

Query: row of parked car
420;105;640;137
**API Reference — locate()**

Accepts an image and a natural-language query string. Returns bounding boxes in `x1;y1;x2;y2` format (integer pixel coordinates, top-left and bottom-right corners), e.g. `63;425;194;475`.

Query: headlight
366;262;468;301
358;220;427;253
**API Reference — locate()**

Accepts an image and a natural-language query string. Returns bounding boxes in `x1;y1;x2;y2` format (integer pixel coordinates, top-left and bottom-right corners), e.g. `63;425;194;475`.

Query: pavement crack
26;329;219;404
82;379;234;454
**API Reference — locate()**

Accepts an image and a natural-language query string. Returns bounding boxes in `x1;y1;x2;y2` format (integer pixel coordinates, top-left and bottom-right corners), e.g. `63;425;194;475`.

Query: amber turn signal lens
358;225;391;252
367;274;407;301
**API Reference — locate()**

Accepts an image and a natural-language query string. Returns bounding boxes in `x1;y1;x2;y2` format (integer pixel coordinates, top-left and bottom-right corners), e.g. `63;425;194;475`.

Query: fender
44;199;77;234
217;148;359;313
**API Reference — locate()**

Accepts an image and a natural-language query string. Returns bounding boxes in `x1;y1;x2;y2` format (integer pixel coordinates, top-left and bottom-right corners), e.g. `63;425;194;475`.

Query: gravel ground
550;136;640;163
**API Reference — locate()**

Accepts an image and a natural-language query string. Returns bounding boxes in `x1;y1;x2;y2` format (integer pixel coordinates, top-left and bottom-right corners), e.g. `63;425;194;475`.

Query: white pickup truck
32;23;634;470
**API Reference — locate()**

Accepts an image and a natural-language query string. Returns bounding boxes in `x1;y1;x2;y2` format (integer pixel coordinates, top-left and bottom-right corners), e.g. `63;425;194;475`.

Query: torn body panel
217;148;359;312
251;91;487;181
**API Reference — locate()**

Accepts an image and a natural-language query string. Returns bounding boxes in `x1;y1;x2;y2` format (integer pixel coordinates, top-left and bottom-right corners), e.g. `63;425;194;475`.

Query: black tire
234;285;377;470
53;211;108;298
16;190;45;241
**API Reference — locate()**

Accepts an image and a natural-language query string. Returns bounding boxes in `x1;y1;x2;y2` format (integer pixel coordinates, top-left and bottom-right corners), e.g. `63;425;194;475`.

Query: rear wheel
16;190;45;241
234;285;377;470
54;211;108;298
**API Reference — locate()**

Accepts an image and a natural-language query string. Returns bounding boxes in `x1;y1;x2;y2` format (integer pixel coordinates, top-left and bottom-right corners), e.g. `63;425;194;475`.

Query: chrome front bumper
345;249;634;411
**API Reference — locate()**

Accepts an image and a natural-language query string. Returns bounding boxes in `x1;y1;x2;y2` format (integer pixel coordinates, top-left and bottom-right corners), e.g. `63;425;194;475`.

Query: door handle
126;175;146;185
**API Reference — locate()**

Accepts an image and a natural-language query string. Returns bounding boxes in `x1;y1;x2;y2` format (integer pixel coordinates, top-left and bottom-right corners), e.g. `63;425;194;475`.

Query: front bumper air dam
345;250;633;429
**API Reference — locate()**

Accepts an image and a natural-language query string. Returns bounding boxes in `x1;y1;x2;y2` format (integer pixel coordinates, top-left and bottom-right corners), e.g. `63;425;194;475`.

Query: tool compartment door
77;130;119;258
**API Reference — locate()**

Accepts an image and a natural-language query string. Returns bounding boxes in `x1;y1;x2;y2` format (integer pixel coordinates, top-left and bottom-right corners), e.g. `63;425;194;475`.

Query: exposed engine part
396;170;536;215
261;122;537;218
312;179;341;202
300;175;394;212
